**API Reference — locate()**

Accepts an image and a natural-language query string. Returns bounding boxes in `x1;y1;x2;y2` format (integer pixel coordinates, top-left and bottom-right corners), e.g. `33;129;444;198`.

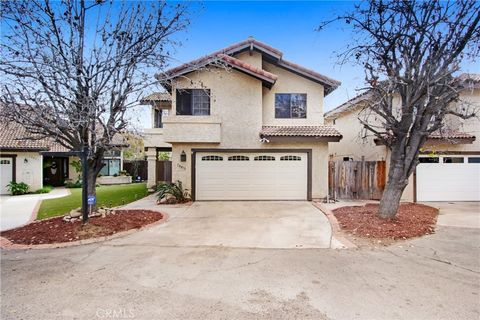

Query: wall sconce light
180;151;187;162
24;158;28;164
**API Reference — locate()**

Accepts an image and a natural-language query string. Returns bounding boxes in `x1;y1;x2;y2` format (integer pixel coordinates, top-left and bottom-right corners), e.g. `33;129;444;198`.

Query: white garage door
416;155;480;202
1;157;14;195
195;152;308;200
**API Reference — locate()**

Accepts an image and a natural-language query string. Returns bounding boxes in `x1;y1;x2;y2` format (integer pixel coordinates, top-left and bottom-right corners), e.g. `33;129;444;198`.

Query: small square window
443;157;464;163
418;157;439;163
468;157;480;163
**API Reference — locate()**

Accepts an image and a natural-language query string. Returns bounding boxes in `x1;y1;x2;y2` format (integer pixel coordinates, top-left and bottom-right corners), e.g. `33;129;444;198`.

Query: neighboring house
325;74;480;202
0;120;128;194
142;38;342;200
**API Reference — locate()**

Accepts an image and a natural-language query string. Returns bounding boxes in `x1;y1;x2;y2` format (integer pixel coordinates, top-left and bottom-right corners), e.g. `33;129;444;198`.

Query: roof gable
156;38;340;95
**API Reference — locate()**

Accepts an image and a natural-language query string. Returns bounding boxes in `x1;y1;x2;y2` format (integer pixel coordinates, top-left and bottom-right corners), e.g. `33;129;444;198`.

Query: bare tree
0;0;189;210
319;0;480;218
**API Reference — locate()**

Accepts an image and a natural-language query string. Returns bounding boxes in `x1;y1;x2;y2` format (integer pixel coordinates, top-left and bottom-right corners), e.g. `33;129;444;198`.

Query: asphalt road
1;203;479;320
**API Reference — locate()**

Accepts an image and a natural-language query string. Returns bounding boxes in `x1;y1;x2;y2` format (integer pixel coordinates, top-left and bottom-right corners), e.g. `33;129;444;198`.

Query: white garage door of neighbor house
416;155;480;202
0;158;13;195
195;152;308;200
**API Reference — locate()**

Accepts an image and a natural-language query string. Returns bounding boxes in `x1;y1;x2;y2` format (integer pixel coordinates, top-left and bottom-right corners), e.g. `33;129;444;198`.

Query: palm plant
157;180;190;203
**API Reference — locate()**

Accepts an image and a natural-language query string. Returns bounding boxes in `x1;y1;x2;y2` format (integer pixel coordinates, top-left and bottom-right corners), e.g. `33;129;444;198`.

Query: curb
312;201;357;249
0;211;169;250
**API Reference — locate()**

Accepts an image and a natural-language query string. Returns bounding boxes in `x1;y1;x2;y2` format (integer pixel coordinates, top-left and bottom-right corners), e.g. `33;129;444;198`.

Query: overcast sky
132;1;480;130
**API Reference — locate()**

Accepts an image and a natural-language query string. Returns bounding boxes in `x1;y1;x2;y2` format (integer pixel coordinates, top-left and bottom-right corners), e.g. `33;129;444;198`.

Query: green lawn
37;183;149;220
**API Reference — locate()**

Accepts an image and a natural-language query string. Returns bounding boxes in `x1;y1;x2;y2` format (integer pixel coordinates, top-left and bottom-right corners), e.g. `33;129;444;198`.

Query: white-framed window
176;89;210;116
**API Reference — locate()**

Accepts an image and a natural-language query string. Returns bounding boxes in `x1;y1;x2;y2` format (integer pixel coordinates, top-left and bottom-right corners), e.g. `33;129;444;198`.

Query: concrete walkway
0;188;70;231
120;195;333;249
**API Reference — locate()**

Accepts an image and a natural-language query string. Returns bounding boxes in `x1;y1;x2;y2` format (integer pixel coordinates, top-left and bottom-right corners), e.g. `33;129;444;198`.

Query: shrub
35;185;53;194
157;180;190;204
65;180;82;188
7;181;29;195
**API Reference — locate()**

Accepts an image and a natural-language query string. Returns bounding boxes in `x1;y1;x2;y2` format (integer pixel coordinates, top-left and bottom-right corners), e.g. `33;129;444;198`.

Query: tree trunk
86;166;98;212
378;159;409;219
85;155;104;214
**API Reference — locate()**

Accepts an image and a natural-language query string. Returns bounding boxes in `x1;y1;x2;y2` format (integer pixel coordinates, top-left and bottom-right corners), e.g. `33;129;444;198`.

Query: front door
43;157;68;187
0;157;14;194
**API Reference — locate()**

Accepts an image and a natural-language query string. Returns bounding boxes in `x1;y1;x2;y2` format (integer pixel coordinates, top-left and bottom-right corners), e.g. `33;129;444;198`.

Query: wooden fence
329;160;386;200
123;160;148;181
156;160;172;183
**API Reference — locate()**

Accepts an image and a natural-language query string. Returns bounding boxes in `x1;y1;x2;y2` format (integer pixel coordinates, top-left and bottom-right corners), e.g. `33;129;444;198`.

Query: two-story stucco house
325;74;480;202
142;38;342;201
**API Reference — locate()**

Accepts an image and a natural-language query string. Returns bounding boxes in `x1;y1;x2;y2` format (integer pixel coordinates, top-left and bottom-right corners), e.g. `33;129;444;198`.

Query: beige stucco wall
326;107;388;161
68;156;81;181
234;51;263;69
262;62;325;126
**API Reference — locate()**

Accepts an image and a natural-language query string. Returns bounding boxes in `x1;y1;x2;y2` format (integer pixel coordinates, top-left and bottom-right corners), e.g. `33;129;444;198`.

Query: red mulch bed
333;203;438;240
1;210;163;245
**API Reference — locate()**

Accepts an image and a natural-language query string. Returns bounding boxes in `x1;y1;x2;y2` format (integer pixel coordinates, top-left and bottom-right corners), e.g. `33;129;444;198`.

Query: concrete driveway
118;199;333;249
1;200;479;319
429;202;480;229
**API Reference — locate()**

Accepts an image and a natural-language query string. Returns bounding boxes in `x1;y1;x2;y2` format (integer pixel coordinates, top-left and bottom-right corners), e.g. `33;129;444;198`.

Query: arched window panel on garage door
280;155;302;161
254;155;275;161
201;155;223;161
228;155;249;161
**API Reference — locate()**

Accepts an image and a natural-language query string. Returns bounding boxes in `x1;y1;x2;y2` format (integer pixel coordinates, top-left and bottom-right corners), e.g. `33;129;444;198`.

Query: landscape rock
69;209;82;218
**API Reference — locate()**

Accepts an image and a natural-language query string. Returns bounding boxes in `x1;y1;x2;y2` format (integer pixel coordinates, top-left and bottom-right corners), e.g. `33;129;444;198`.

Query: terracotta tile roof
140;92;171;103
159;52;278;85
428;129;475;140
0;121;68;151
217;54;278;82
156;37;339;94
0;118;127;152
261;125;342;138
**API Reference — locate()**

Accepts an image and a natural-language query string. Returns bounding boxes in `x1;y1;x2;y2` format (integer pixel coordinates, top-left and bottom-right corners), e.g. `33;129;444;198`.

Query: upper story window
154;109;162;128
176;89;210;116
154;109;169;128
275;93;307;119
